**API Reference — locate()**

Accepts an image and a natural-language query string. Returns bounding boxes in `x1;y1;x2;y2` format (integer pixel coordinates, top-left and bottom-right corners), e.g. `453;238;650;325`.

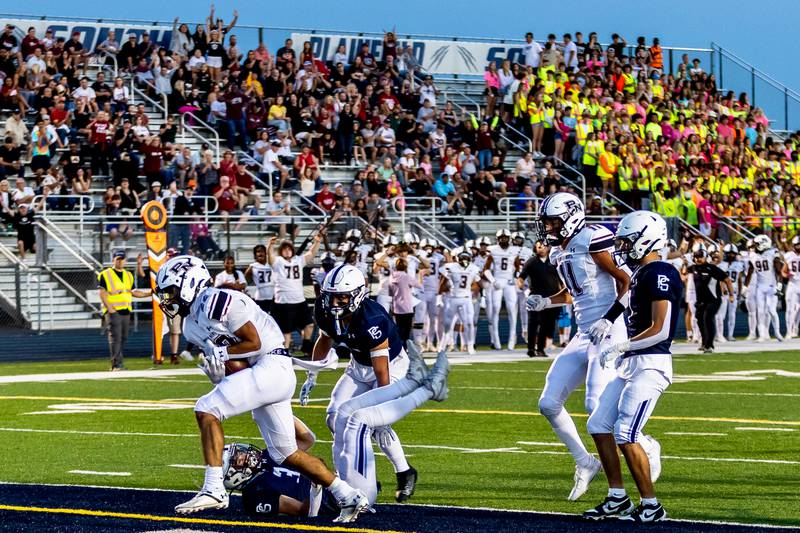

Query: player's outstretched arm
312;331;333;362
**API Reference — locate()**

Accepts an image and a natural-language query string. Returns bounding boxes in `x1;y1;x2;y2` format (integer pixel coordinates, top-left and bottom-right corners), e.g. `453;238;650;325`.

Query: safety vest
597;152;618;180
618;165;633;191
528;102;541;124
662;197;679;217
636;167;651;191
680;193;698;225
583;140;603;166
650;81;664;99
576;122;593;147
623;73;636;94
649;46;663;69
541;107;555;128
99;268;134;314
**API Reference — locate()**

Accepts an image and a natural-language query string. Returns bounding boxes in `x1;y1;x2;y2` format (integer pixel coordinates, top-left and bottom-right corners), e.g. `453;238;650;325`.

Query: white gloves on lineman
588;318;613;345
372;426;396;448
526;294;551;312
299;372;318;406
600;340;630;369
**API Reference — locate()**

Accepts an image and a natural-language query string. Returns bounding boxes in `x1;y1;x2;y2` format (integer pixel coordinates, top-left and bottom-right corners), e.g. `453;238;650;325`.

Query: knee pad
538;395;563;417
586;412;613;436
266;440;298;464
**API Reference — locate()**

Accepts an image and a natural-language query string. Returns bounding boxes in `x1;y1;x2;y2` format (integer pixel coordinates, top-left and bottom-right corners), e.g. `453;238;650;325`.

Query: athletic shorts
255;299;273;315
272;302;312;333
167;314;182;335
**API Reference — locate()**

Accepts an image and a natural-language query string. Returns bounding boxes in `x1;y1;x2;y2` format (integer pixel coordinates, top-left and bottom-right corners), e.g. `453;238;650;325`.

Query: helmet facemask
536;215;567;246
157;285;184;319
222;443;263;490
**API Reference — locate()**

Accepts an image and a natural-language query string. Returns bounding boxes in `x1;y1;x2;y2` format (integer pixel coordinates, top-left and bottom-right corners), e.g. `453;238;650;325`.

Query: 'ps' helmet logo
562;199;580;216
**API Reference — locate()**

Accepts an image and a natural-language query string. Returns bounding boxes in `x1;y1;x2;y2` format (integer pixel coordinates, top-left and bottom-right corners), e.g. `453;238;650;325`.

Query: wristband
602;301;626;322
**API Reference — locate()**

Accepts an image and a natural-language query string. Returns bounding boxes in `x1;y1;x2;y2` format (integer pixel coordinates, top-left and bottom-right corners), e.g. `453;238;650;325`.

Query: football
224;359;250;375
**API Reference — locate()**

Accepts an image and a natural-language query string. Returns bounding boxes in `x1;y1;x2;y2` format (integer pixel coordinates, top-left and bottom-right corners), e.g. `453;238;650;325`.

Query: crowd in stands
1;10;799;261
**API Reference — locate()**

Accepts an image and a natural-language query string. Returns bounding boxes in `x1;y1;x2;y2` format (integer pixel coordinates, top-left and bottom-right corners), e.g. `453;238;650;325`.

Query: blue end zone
0;483;786;532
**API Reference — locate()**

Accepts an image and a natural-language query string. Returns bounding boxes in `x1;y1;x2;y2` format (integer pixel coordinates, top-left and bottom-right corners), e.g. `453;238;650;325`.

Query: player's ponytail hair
396;257;408;271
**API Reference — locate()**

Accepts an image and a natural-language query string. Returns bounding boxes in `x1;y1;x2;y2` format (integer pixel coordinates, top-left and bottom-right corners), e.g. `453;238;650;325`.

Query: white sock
328;477;354;500
202;466;224;495
545;407;594;467
609;487;627;498
642;497;658;506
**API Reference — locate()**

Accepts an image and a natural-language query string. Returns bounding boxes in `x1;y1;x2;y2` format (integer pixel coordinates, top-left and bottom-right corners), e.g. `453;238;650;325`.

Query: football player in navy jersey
584;211;679;523
301;264;418;503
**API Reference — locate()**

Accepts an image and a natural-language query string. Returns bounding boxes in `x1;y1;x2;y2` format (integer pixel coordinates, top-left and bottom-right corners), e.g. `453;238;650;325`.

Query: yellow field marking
2;395;799;427
0;504;406;533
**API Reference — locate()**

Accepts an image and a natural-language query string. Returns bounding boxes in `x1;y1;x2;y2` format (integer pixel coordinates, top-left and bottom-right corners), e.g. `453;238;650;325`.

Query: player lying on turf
584;211;676;523
222;347;448;519
300;264;419;503
155;255;369;522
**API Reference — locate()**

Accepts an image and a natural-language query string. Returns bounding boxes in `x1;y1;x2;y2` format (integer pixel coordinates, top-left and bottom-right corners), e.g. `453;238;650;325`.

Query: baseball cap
113;250;126;259
151;181;162;188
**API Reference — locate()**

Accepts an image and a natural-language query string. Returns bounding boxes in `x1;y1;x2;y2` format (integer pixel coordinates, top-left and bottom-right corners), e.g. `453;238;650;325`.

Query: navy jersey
626;260;681;357
241;456;337;517
314;297;404;366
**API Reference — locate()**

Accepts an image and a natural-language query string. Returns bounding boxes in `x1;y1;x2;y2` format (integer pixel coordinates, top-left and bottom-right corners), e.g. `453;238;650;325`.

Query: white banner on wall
292;33;526;77
2;18;173;53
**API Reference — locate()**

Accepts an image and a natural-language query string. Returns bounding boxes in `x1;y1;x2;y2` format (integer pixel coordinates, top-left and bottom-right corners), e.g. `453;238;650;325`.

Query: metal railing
36;218;103;273
389;196;443;233
26;271;54;332
498;196;541;227
181;111;221;163
30;194;95;246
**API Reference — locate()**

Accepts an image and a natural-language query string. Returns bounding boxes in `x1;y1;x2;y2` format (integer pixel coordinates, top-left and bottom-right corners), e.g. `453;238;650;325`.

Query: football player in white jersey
373;235;398;312
344;229;373;279
483;229;522;350
782;236;800;339
312;252;338;295
682;242;702;342
717;244;745;341
513;231;534;338
155;256;368;521
214;256;246;291
419;238;446;351
440;247;482;354
745;234;784;341
473;237;493;331
245;245;274;314
268;235;322;356
526;192;636;501
742;239;759;340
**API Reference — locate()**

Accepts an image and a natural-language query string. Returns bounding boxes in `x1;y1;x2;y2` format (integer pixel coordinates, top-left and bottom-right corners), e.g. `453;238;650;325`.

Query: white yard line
167;464;205;469
664;432;728;436
735;427;797;432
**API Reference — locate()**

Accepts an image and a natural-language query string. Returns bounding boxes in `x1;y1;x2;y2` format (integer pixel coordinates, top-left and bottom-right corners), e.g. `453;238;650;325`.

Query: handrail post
37;268;43;335
719;48;724;89
751;67;756;107
785;87;789;131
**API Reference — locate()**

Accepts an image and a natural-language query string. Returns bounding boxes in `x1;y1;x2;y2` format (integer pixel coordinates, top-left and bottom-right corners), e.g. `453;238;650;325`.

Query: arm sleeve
628;301;673;352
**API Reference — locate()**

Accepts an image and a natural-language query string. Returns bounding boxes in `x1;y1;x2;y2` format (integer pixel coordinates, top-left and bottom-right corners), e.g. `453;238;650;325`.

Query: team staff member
519;240;562;357
686;244;733;353
98;250;151;371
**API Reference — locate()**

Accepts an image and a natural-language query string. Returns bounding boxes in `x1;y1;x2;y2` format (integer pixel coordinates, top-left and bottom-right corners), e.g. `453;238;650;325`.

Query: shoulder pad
206;290;233;322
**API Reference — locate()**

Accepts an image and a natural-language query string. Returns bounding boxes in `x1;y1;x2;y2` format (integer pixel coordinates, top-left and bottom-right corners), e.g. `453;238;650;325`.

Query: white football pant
717;295;738;340
517;288;529;333
785;284;800;337
489;280;518;348
745;285;758;338
538;318;623;468
445;296;475;349
335;377;432;506
756;284;782;339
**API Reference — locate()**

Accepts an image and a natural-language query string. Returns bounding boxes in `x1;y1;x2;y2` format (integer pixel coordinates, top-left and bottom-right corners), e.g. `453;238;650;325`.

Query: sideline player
245;245;274;314
268;235;322;355
374;235;398;312
440;247;482;354
526;192;633;500
745;235;784;341
782;237;800;339
301;264;418;502
419;238;445;352
154;256;368;521
513;231;534;338
717;244;745;341
483;229;521;350
584;211;677;522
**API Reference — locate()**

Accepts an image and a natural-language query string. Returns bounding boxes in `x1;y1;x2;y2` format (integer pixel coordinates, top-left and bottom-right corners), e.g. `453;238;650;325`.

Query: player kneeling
584;211;676;523
155;256;368;522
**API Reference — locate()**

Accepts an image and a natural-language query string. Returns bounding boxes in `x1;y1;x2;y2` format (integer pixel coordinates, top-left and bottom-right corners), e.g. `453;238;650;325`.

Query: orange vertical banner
141;201;168;363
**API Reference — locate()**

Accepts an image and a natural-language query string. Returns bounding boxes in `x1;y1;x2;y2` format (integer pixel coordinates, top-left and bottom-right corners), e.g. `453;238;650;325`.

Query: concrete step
22;303;87;313
28;317;103;330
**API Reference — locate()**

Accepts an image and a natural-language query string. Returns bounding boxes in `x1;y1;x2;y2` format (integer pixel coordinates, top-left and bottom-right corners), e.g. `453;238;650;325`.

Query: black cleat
583;495;635;520
395;466;417;502
619;502;667;523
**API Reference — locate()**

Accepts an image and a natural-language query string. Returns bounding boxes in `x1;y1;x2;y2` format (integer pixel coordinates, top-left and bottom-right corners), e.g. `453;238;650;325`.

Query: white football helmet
614;211;667;264
320;251;337;271
477;236;492;247
156;255;211;318
452;246;472;267
402;232;420;245
222;443;262;490
667;239;678;251
536;192;585;246
722;243;739;256
692;242;708;260
345;228;362;242
420;237;438;250
465;239;476;250
792;236;800;249
382;234;399;247
321;264;368;321
511;231;525;245
753;234;771;252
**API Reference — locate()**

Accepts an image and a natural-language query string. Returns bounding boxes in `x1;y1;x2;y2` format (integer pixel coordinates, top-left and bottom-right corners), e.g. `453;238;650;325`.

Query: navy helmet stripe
326;264;347;290
209;291;231;321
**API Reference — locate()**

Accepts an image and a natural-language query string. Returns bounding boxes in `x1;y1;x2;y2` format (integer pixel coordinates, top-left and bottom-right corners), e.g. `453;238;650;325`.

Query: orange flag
141;201;168;363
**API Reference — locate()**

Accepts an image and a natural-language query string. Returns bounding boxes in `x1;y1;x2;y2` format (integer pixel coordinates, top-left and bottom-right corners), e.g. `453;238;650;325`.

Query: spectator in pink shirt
483;61;501;116
697;190;716;237
388;257;421;341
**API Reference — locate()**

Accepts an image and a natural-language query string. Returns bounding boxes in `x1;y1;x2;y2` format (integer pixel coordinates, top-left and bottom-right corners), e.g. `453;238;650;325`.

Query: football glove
526;294;551;312
299;372;317;406
198;353;226;384
372;426;396;449
587;318;613;345
600;340;630;369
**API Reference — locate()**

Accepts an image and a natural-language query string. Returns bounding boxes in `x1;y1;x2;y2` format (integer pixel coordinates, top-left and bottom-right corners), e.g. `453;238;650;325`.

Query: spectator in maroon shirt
316;182;336;211
20;27;41;59
223;82;251;150
140;136;165;186
213;175;249;229
80;111;113;176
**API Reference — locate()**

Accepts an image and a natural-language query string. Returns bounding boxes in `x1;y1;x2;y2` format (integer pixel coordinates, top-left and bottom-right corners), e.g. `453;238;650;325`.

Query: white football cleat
179;350;194;361
333;489;369;522
568;458;602;501
508;336;516;350
174;491;228;514
467;345;476;355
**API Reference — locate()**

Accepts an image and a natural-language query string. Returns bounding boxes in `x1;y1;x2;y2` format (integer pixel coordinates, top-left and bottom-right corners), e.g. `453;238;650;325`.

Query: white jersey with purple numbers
442;262;482;298
753;248;779;287
719;260;746;293
183;288;284;364
489;244;520;280
272;256;306;304
249;261;274;300
423;251;445;293
784;251;800;286
549;224;618;331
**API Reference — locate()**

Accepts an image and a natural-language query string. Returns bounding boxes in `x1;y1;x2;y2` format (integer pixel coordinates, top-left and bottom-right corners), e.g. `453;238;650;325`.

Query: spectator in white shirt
374;120;396;150
264;190;297;240
72;77;98;113
12;178;35;206
261;140;288;190
515;152;536;189
418;76;438;107
522;32;542;68
562;33;578;71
